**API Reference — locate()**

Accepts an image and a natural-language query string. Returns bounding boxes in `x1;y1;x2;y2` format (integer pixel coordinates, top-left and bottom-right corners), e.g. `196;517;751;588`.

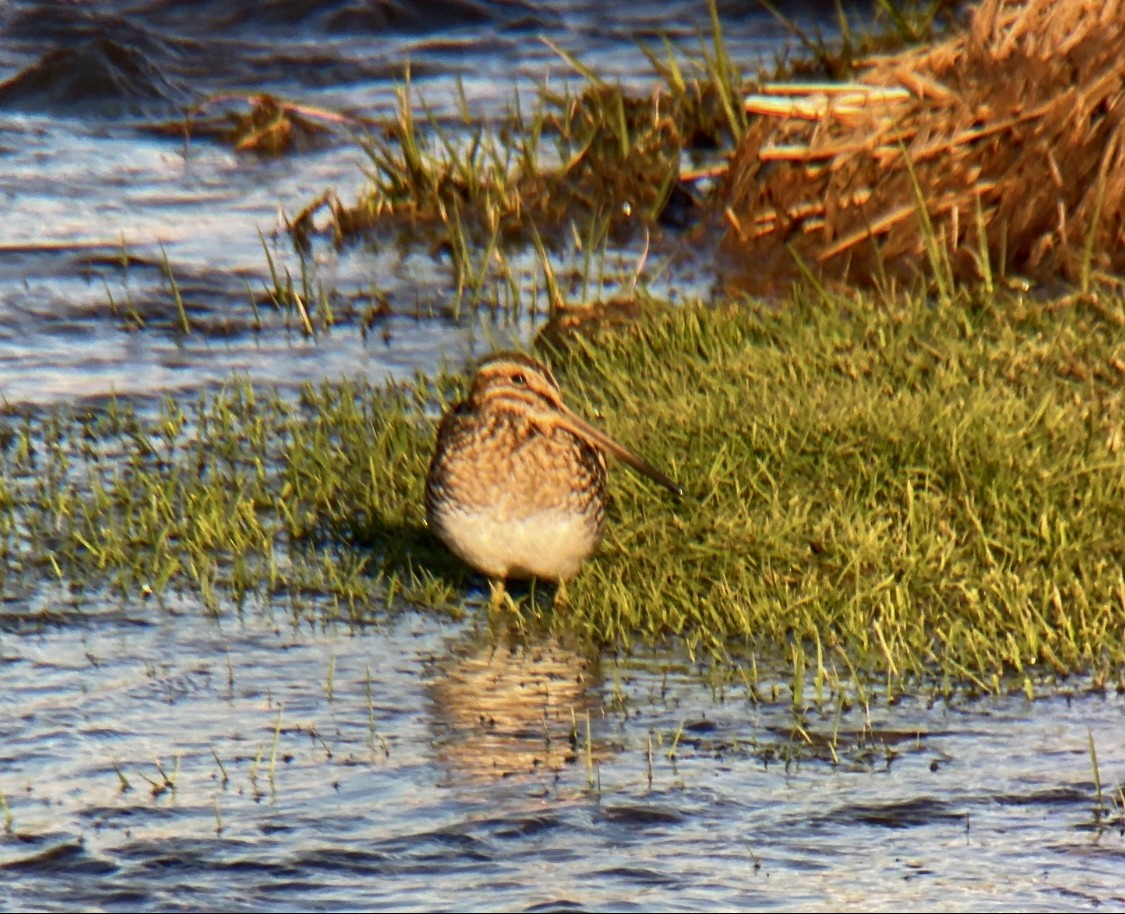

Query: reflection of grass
2;282;1123;697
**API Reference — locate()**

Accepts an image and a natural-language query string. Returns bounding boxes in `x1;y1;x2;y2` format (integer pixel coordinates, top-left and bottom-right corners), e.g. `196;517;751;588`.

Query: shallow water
1;1;1124;909
2;601;1123;911
0;0;798;406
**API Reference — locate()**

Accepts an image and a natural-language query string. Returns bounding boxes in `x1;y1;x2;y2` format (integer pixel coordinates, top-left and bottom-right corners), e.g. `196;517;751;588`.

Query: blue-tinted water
3;602;1122;911
0;2;1122;909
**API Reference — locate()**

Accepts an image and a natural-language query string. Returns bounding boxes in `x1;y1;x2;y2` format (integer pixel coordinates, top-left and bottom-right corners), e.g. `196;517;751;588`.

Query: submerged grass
2;282;1123;698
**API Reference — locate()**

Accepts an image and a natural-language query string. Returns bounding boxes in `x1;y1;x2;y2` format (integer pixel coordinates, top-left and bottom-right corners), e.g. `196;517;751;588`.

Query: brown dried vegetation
720;0;1125;294
315;75;732;250
174;93;353;155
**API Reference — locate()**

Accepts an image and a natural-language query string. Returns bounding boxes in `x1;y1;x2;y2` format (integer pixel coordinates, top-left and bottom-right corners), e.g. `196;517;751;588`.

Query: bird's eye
511;373;527;386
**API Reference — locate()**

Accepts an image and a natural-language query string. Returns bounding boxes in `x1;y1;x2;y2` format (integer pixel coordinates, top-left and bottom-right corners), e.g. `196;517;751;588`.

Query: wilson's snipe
425;352;680;591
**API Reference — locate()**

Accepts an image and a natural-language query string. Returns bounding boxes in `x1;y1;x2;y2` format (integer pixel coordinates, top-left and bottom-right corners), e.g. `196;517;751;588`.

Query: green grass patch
554;287;1125;695
2;284;1123;697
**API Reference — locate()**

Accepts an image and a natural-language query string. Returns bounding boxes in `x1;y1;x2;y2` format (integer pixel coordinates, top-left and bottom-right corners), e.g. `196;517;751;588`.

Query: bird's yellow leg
489;578;508;612
488;578;505;611
553;578;570;610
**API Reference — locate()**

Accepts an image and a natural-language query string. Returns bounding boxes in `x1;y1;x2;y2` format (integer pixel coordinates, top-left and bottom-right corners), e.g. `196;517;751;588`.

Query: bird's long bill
557;405;683;496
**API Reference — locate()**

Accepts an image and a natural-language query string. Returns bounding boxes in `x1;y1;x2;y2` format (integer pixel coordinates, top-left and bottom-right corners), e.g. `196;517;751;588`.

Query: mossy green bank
2;285;1123;698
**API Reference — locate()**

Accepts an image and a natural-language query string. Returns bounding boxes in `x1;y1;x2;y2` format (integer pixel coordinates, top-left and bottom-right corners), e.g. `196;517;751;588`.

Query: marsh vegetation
2;1;1124;908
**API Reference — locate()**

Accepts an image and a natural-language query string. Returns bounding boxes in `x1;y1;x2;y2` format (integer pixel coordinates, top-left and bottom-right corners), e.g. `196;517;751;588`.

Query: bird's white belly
437;508;599;581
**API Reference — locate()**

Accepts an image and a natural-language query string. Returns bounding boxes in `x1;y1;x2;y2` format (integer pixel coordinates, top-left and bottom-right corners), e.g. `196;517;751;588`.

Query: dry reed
720;0;1125;293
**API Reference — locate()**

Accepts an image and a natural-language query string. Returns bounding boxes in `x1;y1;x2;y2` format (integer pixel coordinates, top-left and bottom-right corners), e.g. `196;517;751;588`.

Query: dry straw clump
719;0;1125;294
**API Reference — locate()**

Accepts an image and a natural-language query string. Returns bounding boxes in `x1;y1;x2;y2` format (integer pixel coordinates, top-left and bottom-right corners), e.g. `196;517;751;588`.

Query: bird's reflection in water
427;617;604;784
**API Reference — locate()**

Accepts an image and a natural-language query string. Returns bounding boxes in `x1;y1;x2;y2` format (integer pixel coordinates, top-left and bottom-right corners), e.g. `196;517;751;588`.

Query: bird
424;351;680;602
